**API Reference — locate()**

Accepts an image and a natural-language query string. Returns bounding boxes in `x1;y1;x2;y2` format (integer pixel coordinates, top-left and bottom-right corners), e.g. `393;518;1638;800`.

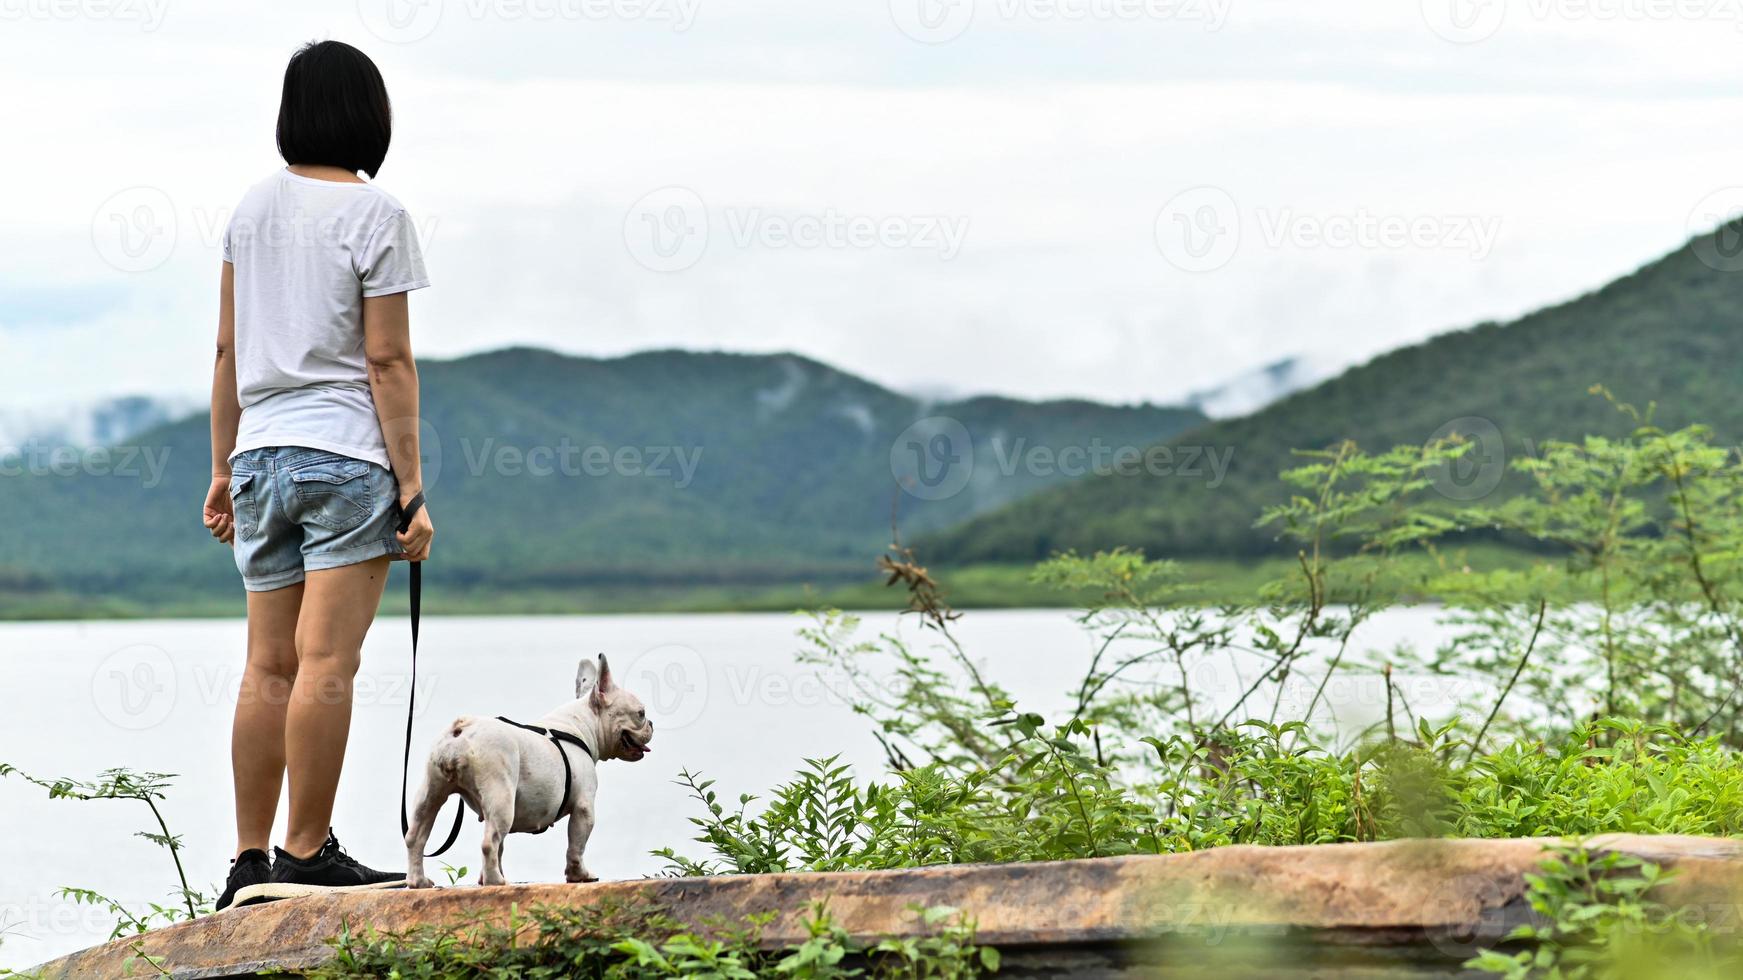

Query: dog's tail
435;716;477;782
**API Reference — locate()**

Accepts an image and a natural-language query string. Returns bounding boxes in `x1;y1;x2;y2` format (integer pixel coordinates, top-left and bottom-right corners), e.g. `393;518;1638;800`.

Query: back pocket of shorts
290;460;371;532
230;471;260;540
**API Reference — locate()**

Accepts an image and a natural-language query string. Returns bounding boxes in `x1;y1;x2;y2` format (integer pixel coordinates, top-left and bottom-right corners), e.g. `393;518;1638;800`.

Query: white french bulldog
404;654;654;888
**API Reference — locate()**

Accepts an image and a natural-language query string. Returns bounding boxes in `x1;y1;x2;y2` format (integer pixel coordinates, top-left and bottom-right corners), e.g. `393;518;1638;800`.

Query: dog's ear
575;657;600;699
590;653;614;709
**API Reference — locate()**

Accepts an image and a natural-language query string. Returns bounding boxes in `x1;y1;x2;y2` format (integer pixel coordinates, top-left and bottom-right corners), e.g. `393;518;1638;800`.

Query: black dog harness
495;717;596;833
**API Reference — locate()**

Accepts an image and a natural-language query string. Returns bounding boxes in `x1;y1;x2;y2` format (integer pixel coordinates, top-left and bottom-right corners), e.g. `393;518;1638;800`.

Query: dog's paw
565;866;598;884
406;874;435;890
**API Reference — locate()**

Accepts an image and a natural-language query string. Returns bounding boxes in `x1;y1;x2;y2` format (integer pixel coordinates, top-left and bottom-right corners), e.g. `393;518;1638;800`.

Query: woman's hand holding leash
397;489;434;561
203;474;236;545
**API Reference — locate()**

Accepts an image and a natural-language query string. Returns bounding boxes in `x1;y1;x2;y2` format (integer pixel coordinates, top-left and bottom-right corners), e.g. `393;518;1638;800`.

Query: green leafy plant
301;899;992;980
0;765;208;938
28;386;1743;980
1468;842;1741;979
661;397;1743;875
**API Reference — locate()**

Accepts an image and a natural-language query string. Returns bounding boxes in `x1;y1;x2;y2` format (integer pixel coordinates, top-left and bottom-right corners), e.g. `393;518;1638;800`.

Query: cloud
5;0;1742;410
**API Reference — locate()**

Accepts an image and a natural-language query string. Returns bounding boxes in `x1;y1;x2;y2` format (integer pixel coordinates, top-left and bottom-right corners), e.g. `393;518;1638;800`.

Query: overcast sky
6;0;1743;410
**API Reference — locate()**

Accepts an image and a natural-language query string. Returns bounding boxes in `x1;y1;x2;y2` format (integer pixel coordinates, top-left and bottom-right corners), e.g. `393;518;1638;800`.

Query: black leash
395;492;464;858
494;717;595;833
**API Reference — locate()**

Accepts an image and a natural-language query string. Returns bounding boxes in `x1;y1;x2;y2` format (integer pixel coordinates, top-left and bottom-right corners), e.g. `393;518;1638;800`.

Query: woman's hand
397;493;434;562
203;475;235;544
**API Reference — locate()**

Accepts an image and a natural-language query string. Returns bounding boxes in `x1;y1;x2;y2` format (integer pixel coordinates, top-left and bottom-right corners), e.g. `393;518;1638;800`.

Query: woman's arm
363;291;434;561
204;261;240;544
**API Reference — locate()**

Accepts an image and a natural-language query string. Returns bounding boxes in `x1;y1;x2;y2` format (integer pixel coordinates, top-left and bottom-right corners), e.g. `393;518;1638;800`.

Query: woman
202;39;436;910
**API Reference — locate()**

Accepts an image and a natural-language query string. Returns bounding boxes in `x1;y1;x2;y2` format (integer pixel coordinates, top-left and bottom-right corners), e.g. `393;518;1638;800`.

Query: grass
0;543;1547;621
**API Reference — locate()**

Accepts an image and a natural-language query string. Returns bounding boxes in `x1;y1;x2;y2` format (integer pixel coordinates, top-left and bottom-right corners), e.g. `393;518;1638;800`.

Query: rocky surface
33;835;1743;979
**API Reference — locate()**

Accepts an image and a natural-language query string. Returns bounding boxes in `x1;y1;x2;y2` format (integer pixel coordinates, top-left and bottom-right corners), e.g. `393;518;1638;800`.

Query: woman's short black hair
276;40;393;179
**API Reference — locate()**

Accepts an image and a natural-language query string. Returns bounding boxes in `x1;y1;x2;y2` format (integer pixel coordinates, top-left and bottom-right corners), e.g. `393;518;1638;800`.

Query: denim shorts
229;447;405;592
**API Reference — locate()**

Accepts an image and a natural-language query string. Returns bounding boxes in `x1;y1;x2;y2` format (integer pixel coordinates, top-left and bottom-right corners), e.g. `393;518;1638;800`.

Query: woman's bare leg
282;556;392;858
233;582;304;857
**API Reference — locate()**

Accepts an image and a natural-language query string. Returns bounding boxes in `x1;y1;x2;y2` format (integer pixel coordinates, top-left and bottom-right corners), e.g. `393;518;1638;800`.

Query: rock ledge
33;835;1743;979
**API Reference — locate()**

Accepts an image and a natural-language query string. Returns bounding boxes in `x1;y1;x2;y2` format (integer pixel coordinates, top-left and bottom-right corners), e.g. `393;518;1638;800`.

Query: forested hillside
930;229;1743;562
0;349;1201;610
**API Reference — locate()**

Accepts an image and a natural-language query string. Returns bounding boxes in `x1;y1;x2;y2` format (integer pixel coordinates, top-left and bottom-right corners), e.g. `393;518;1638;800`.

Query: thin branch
1465;598;1549;763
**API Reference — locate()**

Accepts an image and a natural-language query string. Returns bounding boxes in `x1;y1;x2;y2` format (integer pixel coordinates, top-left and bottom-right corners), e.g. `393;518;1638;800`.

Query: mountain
0;349;1203;608
1184;354;1341;418
0;395;197;449
929;229;1743;563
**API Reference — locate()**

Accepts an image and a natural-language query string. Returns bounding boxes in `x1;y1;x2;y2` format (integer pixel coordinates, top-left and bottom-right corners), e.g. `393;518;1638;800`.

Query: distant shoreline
0;548;1540;621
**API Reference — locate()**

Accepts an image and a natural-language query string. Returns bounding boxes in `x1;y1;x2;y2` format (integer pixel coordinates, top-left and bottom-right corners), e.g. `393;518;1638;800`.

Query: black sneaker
214;848;271;912
232;832;406;906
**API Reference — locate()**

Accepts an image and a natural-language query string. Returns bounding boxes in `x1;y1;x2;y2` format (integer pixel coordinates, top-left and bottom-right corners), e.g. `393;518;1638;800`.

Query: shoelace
323;834;368;872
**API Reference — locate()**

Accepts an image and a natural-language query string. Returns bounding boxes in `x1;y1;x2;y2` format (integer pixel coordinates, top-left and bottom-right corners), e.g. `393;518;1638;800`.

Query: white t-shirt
223;168;430;469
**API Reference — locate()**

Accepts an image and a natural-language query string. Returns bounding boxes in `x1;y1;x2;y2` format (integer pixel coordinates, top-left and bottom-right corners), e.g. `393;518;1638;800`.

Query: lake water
0;607;1457;970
